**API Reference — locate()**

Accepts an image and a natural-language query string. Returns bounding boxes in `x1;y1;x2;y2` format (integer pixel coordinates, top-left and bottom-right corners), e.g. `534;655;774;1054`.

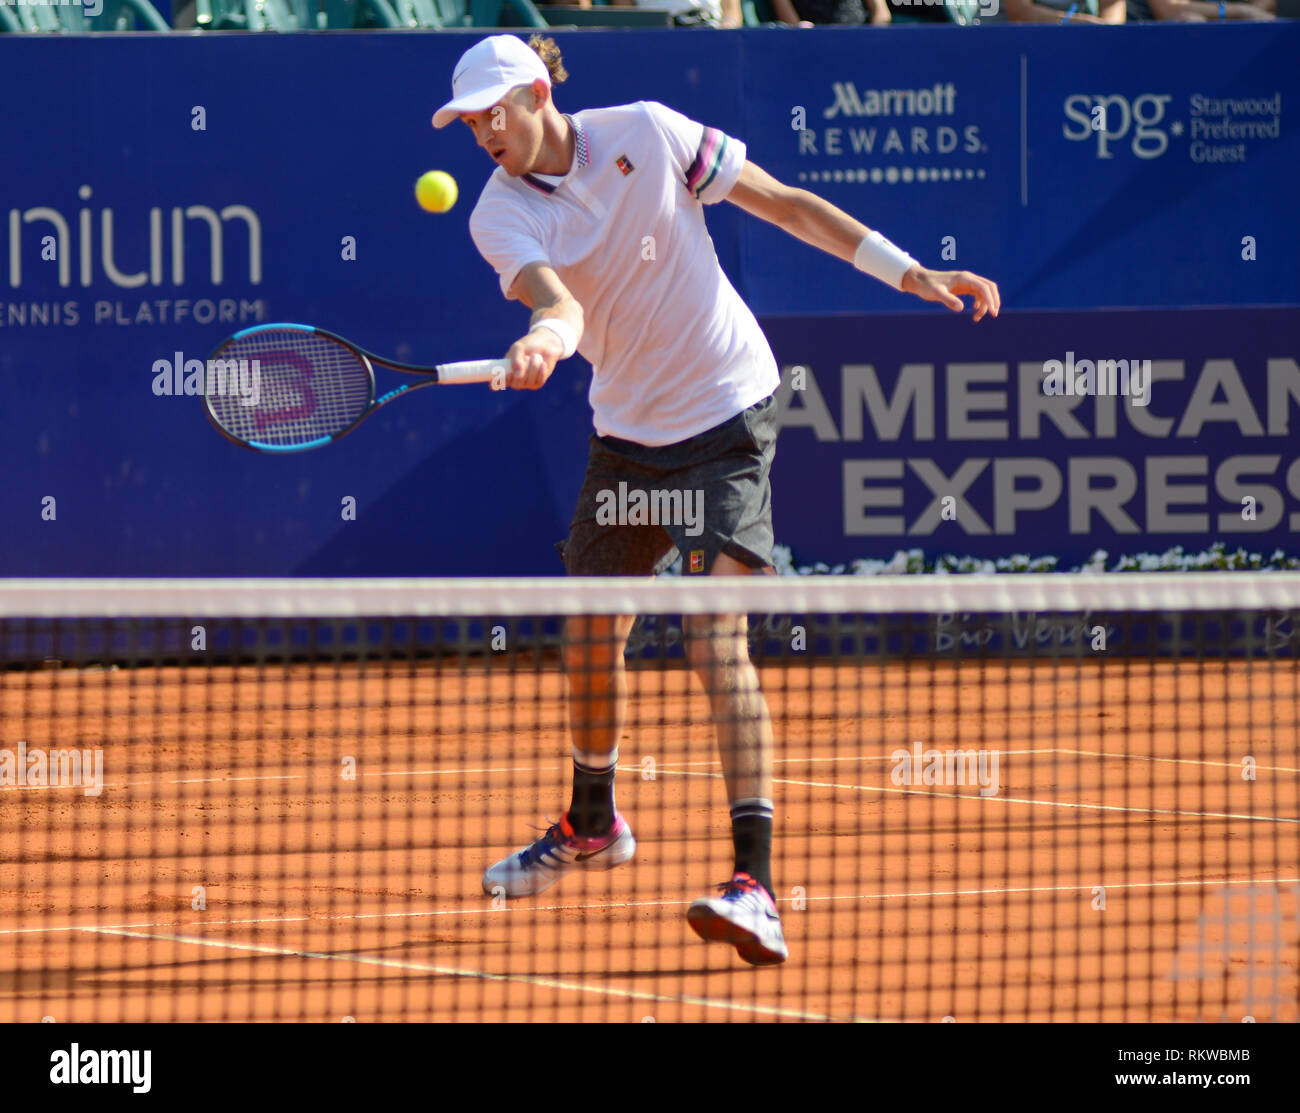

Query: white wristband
853;231;918;291
530;317;578;360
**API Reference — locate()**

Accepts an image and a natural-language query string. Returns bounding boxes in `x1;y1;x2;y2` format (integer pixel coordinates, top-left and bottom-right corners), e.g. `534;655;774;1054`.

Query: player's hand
504;330;562;390
902;267;1001;322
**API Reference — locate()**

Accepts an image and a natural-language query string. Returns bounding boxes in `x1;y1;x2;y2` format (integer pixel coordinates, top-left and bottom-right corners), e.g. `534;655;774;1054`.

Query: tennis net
1;574;1297;1023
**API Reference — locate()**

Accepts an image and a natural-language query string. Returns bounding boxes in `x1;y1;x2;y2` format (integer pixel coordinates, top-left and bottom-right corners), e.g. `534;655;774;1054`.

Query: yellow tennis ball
415;170;458;214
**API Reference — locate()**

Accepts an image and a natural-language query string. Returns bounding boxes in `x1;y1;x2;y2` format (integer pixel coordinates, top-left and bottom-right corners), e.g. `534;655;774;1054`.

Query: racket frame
203;322;502;453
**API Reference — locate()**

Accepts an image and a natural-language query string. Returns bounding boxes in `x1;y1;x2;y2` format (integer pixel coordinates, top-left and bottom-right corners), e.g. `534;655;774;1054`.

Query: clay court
2;654;1298;1022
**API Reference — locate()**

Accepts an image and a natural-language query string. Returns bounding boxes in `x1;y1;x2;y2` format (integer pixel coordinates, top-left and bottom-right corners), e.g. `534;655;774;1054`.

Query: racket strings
206;330;373;448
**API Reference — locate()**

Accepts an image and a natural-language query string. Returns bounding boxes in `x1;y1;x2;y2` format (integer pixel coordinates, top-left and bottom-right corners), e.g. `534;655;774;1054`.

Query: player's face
460;84;545;178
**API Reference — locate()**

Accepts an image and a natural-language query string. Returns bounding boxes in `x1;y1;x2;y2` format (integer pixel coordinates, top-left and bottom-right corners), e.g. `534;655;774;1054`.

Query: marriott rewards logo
2;187;266;329
796;81;985;179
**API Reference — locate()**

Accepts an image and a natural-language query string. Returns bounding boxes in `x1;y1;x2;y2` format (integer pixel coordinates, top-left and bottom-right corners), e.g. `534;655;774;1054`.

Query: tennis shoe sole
687;882;789;966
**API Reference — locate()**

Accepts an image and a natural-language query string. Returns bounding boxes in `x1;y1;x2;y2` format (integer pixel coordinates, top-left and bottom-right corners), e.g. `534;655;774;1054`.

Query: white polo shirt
468;100;780;447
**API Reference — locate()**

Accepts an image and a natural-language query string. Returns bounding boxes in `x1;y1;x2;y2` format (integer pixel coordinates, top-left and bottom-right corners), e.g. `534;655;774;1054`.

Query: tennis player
434;34;999;966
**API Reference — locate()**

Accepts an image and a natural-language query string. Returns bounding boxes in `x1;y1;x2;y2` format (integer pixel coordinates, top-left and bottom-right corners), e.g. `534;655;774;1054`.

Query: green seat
192;0;300;29
195;0;405;29
385;0;463;25
441;0;476;22
256;0;308;29
286;0;328;26
325;0;405;26
193;0;262;28
941;0;980;23
543;5;673;24
189;0;545;27
4;0;63;30
471;0;549;26
192;0;227;26
100;0;172;29
743;0;978;21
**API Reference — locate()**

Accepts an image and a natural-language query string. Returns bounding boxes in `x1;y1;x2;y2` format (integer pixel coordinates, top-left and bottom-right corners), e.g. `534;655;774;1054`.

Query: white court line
650;766;1300;826
176;765;533;787
7;874;1296;940
0;765;552;793
8;744;1295;795
647;751;1300;776
1057;749;1300;776
77;926;869;1023
4;761;634;793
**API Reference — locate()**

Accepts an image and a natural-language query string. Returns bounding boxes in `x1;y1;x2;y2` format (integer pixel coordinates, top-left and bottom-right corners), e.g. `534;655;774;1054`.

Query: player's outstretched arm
502;262;586;390
726;160;1001;322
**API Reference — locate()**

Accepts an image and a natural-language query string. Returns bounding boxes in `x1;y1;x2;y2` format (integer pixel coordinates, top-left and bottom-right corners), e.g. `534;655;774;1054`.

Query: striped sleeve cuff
684;127;746;205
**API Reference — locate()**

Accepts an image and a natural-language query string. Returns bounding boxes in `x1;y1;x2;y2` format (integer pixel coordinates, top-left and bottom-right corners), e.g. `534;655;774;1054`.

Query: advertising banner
1;27;1295;574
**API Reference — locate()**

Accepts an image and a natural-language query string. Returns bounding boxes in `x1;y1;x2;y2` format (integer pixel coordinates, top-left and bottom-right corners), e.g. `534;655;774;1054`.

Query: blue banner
1;27;1296;575
742;25;1297;315
764;306;1300;567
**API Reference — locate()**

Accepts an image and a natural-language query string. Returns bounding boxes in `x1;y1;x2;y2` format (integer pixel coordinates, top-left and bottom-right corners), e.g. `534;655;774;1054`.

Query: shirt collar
521;114;589;196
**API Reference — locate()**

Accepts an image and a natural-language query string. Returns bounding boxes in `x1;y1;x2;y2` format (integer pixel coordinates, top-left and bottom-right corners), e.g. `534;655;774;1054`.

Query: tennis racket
203;323;509;452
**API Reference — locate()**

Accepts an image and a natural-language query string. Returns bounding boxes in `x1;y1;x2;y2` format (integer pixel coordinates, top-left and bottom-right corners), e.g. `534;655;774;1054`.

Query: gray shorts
559;395;778;576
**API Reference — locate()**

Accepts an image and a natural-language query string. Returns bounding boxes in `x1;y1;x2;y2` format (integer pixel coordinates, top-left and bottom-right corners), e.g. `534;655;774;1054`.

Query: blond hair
528;34;568;85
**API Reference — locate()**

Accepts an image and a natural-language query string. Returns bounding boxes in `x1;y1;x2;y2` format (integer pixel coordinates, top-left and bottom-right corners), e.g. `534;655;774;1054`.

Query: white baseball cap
432;35;551;130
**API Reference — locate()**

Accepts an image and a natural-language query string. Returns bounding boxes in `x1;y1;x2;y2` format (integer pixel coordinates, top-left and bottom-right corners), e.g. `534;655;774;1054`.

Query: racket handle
436;358;510;385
